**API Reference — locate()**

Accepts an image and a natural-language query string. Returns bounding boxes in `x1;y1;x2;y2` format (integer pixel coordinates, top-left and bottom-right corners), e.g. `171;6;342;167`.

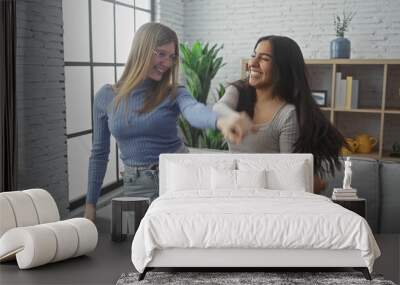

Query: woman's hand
84;203;96;222
217;112;257;144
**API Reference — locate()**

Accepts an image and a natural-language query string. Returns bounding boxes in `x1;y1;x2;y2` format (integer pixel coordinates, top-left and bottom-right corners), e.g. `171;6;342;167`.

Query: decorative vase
330;37;351;58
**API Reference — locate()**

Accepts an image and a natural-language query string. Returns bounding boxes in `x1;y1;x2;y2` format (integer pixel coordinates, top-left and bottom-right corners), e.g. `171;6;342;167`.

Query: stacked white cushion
0;189;98;269
0;218;97;269
23;189;60;223
0;225;57;268
0;196;17;237
0;191;40;227
42;221;79;262
0;189;59;237
65;218;98;257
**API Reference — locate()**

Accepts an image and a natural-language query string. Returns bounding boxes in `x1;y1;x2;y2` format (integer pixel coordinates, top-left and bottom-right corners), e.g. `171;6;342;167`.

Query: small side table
111;197;151;242
332;198;366;218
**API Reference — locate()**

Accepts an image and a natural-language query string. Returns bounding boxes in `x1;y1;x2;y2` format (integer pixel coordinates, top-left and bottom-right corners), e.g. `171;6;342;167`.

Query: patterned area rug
116;271;396;285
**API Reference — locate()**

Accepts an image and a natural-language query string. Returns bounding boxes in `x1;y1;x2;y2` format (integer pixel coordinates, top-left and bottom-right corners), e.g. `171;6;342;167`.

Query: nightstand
111;197;151;242
332;198;366;218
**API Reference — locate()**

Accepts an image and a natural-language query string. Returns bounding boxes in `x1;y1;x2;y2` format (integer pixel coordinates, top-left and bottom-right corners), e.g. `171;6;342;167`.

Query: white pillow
236;169;267;189
167;160;235;192
211;168;236;190
211;168;267;191
238;159;308;192
266;161;307;191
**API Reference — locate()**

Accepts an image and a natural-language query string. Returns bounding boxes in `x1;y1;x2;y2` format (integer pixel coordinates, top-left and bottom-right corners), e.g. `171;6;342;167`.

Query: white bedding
131;190;380;273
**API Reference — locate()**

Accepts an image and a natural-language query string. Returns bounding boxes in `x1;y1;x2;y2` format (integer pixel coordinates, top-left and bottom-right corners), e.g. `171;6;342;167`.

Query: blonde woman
84;23;249;221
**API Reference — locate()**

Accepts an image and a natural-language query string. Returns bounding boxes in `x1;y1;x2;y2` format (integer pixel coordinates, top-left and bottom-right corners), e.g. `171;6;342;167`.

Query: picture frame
311;90;327;107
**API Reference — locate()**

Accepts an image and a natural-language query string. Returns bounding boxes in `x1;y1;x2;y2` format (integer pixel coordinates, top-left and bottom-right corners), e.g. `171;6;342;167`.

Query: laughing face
147;42;177;81
248;40;273;89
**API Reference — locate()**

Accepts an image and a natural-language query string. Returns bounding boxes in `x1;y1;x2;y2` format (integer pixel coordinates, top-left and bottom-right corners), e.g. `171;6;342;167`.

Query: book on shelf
344;76;359;110
345;76;352;109
335;72;346;109
351;79;359;109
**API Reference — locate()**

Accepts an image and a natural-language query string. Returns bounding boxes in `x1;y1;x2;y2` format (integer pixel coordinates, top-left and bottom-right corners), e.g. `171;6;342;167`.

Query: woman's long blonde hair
113;23;179;113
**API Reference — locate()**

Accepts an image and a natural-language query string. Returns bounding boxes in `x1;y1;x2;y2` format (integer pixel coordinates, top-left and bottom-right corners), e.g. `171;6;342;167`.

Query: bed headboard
159;153;314;196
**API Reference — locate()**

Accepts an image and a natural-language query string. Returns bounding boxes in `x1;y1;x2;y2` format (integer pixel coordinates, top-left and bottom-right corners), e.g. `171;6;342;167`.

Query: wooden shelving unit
241;59;400;161
308;59;400;161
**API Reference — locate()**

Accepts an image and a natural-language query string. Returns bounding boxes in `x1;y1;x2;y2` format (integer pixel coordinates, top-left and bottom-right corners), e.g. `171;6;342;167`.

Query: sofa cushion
322;157;380;232
379;160;400;233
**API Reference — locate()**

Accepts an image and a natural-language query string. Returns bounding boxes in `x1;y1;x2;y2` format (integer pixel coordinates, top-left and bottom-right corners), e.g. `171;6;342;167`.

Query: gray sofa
322;157;400;233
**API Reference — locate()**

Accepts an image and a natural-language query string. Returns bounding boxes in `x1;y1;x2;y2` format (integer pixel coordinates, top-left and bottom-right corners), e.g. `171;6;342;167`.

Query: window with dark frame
63;0;153;207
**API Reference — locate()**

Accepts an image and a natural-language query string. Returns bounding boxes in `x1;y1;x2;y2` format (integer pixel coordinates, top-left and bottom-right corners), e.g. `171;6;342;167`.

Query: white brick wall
180;0;400;100
155;0;184;43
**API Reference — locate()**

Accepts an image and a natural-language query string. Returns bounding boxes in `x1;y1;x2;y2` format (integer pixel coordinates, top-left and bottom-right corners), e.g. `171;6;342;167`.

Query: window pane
118;148;124;179
103;136;117;186
65;67;91;134
68;134;91;201
93;66;115;94
117;0;134;5
92;0;114;62
135;9;151;31
116;5;135;63
116;66;125;82
135;0;151;10
63;0;90;62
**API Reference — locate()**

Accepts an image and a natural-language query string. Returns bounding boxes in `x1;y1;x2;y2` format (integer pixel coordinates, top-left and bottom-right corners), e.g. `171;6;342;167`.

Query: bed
131;153;380;280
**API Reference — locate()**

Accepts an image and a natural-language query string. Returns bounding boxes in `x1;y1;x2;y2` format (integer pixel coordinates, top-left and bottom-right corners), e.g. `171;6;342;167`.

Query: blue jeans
122;166;159;201
122;144;189;200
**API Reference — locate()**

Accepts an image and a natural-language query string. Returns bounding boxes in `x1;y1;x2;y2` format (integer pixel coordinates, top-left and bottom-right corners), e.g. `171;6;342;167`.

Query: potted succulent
330;11;356;58
179;41;227;150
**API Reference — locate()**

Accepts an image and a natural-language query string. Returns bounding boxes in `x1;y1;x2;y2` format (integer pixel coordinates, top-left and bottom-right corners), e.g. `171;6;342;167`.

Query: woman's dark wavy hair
232;35;345;177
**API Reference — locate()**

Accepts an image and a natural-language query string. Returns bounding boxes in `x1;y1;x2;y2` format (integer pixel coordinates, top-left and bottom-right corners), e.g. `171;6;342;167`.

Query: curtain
0;0;17;192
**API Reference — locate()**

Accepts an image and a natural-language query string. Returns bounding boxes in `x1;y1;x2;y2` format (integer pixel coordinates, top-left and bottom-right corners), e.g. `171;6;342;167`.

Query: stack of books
334;72;359;110
332;188;358;200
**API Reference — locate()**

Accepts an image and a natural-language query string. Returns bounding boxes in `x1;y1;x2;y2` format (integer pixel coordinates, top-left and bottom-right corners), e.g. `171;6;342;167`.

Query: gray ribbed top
213;85;299;153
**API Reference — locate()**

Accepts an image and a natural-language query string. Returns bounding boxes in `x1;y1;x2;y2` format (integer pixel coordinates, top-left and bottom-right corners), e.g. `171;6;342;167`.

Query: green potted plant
330;10;356;58
179;41;227;150
198;84;228;150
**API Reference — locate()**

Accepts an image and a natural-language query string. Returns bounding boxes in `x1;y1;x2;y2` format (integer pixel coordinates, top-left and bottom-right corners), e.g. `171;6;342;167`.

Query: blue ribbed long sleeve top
86;80;218;204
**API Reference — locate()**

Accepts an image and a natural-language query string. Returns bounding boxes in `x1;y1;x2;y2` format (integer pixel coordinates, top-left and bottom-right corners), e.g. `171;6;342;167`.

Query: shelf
305;59;400;65
382;153;400;162
382;149;400;162
334;108;382;113
242;58;400;163
384;109;400;114
342;152;400;161
342;152;380;160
